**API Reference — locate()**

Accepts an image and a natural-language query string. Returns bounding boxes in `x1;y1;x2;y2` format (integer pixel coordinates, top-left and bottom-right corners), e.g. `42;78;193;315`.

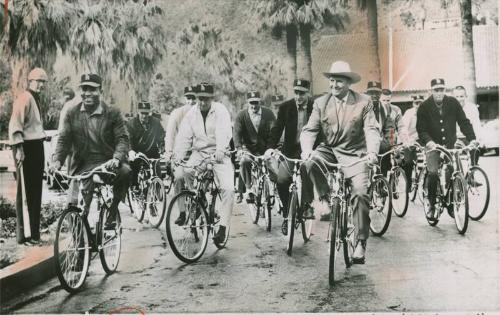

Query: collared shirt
334;94;349;123
457;102;481;141
401;107;418;144
248;107;262;131
296;102;308;143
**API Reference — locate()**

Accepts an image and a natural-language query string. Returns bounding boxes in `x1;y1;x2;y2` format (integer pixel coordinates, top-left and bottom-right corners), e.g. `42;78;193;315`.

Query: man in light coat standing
173;83;234;244
9;68;48;245
300;61;380;264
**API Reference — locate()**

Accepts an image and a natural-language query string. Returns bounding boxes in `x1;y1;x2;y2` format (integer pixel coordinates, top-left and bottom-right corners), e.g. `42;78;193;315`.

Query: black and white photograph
0;0;499;313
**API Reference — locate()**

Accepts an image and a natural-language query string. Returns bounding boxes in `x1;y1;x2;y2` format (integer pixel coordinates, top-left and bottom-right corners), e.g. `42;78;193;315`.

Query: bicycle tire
54;208;91;293
262;178;272;232
417;168;427;205
328;197;341;286
301;216;314;243
165;191;209;263
286;190;298;256
391;167;409;217
213;225;231;249
127;188;146;222
421;171;439;226
452;174;469;234
147;177;167;228
466;166;490;221
98;207;122;274
369;176;392;236
410;166;420;202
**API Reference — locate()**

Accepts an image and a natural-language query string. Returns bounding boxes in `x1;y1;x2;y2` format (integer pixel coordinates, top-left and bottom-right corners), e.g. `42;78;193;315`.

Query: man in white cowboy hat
172;83;234;245
234;91;276;204
417;78;478;219
9;67;49;245
300;60;381;264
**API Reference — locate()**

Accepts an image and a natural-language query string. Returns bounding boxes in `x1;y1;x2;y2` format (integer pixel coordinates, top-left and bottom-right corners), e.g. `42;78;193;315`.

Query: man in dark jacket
416;78;478;218
127;101;165;159
53;74;131;228
265;79;316;229
234;91;276;203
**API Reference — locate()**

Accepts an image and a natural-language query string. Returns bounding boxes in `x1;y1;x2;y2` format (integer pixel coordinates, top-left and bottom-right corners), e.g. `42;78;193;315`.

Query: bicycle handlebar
51;164;116;181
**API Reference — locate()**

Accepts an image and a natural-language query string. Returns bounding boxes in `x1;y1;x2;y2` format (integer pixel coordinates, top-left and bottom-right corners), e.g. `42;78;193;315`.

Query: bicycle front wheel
98;208;122;274
466;166;490;221
286;190;298;256
166;191;209;263
54;208;91;293
369;176;392;236
328;197;341;286
147;177;167;228
391;167;409;217
452;174;469;234
127;188;146;222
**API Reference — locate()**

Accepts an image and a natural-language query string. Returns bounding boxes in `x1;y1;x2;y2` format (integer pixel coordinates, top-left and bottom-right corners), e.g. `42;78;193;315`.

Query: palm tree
458;0;477;102
0;0;75;96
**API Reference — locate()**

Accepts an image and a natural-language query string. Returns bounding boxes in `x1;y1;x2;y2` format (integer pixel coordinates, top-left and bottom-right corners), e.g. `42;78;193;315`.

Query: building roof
312;33;380;94
473;25;499;88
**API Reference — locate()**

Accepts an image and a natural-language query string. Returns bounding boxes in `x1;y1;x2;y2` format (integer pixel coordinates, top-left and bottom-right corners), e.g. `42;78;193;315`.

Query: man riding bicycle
53;74;131;228
233;91;276;203
299;61;380;264
416;78;478;219
171;83;234;244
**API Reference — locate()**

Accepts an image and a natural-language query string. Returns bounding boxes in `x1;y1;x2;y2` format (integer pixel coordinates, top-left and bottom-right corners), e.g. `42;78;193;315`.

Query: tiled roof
379;27;464;92
312;33;380;93
473;25;498;88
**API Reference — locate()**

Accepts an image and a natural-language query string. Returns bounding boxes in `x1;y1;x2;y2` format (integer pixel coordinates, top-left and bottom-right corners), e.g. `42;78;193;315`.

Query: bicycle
270;150;314;256
165;152;234;263
52;164;122;293
421;144;471;234
382;144;410;218
408;143;426;204
455;143;490;221
240;151;280;232
127;151;168;228
368;152;393;236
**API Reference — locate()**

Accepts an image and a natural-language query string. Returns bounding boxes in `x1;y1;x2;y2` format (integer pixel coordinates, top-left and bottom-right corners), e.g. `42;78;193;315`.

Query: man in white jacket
173;83;234;244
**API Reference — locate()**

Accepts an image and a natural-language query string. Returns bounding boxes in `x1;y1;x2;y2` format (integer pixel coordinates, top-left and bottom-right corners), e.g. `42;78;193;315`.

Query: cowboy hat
323;61;361;84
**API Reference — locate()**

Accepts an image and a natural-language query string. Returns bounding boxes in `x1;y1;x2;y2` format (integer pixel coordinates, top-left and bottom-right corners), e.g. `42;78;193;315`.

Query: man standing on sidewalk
9;68;48;245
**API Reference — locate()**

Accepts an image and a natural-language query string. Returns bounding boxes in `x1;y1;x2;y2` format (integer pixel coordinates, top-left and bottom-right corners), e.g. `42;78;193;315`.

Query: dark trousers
402;146;417;190
266;158;293;217
13;140;44;243
426;151;452;206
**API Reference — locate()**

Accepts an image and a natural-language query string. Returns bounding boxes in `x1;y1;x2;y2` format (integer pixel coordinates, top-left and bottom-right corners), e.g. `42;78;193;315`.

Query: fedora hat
323;61;361;84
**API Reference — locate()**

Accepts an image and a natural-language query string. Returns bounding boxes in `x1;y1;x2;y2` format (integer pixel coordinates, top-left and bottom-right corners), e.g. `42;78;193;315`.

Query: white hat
323;61;361;84
28;68;48;81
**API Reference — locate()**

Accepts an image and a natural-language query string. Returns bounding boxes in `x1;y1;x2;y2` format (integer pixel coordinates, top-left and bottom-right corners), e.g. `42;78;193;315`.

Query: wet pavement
1;156;499;313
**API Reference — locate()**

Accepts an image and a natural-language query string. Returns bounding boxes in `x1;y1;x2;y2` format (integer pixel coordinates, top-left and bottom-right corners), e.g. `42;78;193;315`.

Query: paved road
2;157;499;313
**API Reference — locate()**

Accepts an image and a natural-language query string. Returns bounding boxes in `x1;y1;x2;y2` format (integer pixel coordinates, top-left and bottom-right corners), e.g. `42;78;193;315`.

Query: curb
0;245;55;302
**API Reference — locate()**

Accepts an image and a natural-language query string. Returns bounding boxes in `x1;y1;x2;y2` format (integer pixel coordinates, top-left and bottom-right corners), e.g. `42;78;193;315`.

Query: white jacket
400;107;418;144
164;104;193;156
174;102;232;160
457;102;481;142
9;91;46;145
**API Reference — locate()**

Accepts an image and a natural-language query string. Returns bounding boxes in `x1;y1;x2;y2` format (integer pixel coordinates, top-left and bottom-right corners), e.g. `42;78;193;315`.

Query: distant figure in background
453;85;482;166
9;68;49;245
270;94;284;116
380;89;404;145
400;94;424;189
58;87;79;132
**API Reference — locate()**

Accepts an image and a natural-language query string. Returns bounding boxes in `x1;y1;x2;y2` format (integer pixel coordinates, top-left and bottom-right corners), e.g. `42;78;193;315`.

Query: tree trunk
285;24;298;96
298;23;313;94
367;0;381;82
460;0;477;102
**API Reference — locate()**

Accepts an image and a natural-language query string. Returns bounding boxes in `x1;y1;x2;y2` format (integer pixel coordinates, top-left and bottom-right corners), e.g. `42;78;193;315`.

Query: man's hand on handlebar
366;152;378;165
50;160;62;173
214;150;225;163
104;158;120;170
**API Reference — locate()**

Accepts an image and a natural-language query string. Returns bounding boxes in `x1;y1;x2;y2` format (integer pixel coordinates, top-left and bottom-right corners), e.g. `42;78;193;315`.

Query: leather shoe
245;192;256;204
213;225;227;245
425;203;436;220
175;212;186;225
352;240;366;264
301;204;315;220
236;193;243;204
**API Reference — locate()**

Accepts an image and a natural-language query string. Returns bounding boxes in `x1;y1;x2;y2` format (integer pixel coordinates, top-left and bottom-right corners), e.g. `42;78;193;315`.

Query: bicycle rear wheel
54;208;90;293
328;197;341;286
466;166;490;221
417;168;427;204
391;167;409;217
98;207;122;274
166;191;209;263
301;217;314;243
259;178;272;232
369;177;392;236
286;190;298;256
147;177;167;228
452;174;469;234
127;187;146;222
410;166;420;202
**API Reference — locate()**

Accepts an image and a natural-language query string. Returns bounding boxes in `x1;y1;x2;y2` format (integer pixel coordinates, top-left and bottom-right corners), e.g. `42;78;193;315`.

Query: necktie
373;102;380;123
337;99;344;124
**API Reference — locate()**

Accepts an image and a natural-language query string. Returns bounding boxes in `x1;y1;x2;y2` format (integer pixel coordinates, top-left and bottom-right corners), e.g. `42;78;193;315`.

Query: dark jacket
233;107;276;155
54;101;130;175
127;115;165;158
417;95;475;149
269;98;319;158
374;101;393;152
